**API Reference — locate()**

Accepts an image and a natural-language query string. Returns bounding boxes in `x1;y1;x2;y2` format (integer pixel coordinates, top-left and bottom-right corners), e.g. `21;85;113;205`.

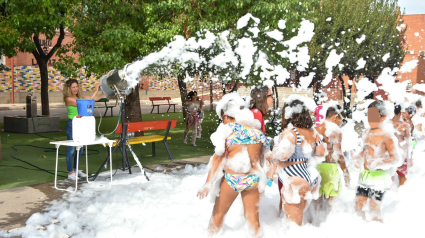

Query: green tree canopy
0;0;77;115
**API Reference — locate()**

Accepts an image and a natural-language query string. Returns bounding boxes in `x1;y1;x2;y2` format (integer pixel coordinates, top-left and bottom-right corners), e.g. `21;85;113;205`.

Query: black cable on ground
11;144;100;178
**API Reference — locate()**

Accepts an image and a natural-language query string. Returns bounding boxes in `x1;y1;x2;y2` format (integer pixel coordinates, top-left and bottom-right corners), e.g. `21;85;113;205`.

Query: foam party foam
2;10;423;238
3;157;424;238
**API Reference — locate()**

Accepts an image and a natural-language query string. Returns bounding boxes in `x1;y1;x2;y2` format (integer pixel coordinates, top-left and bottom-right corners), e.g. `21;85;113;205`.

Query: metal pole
11;57;14;104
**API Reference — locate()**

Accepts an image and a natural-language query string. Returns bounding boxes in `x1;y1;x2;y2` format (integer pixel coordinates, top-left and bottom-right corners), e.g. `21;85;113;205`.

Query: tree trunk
177;73;188;121
124;86;143;136
38;59;50;116
32;24;65;116
230;79;239;93
313;76;323;105
273;80;279;109
210;80;214;111
346;75;355;110
338;75;349;112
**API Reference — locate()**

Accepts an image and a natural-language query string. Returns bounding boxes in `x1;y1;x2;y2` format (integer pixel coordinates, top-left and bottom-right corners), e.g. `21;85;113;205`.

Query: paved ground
0;155;210;236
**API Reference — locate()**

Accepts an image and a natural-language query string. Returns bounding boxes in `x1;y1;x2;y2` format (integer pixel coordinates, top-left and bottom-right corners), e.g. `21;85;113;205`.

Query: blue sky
398;0;425;14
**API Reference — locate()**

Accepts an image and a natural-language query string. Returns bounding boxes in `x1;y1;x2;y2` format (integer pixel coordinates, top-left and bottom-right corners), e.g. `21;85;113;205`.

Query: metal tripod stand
91;96;132;181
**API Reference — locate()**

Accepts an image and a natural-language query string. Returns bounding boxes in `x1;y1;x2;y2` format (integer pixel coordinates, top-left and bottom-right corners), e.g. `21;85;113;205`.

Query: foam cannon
93;64;150;181
99;64;135;97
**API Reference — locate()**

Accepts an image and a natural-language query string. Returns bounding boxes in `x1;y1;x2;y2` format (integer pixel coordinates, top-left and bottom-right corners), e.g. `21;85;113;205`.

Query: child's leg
241;185;261;236
355;195;368;219
183;124;190;143
369;198;382;222
191;125;197;146
399;175;407;186
282;177;311;226
209;178;239;235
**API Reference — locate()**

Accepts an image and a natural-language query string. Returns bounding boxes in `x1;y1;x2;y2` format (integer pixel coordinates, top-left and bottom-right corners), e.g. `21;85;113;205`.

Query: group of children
197;91;420;236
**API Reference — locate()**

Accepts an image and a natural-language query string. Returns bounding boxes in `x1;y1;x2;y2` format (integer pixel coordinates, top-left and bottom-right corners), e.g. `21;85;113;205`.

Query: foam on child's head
216;92;245;119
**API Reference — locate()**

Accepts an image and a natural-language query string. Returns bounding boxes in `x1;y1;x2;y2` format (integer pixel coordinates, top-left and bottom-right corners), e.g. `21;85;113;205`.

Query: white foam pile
1;157;424;238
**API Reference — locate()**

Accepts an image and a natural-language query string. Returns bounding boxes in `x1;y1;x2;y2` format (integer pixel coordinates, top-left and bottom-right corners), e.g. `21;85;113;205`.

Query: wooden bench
95;98;118;116
114;119;177;160
149;97;176;114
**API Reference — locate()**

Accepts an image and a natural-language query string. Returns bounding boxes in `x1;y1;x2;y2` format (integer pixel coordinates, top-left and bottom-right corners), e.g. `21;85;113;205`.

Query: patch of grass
0;111;221;190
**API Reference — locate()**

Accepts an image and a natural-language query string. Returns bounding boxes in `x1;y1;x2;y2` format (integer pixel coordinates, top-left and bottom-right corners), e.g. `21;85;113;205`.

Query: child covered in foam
197;92;271;237
391;104;412;186
271;95;325;226
354;100;402;222
315;104;349;202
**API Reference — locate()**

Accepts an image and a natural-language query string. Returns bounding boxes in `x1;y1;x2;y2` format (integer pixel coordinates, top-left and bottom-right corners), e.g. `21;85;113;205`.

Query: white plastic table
50;138;115;192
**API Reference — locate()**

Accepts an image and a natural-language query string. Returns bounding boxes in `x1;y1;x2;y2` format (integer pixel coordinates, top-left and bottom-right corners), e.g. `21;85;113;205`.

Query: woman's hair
368;100;386;116
406;105;416;116
187;91;197;101
415;99;422;108
281;100;313;129
63;79;81;102
249;86;269;116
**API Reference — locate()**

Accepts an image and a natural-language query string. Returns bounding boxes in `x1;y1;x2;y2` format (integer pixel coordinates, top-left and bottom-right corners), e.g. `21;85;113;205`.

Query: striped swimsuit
278;128;321;188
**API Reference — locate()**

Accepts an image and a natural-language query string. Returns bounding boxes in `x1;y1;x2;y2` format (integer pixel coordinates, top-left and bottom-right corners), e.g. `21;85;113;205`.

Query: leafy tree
58;0;319;122
0;0;77;115
308;0;405;111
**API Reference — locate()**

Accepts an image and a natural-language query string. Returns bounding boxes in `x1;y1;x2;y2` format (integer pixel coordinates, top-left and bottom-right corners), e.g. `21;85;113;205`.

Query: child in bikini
354;100;401;222
315;105;349;202
392;104;412;186
197;92;271;237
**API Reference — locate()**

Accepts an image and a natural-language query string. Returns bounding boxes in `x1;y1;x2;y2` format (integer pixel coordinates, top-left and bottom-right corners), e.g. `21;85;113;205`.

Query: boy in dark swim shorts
354;100;401;222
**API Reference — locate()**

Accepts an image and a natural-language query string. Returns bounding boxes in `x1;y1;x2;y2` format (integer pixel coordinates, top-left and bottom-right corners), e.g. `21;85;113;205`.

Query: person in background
403;105;416;135
187;91;204;138
249;86;274;135
184;91;201;146
63;79;103;180
392;104;412;186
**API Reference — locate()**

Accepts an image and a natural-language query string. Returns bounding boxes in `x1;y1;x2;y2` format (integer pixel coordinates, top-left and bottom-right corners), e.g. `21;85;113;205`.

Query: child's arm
197;154;226;199
272;129;296;163
405;123;413;168
314;133;325;157
263;146;276;178
333;132;349;184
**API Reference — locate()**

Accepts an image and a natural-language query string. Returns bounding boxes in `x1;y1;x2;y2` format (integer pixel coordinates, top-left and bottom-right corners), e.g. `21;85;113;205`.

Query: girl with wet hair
63;79;103;180
272;99;325;225
249;86;274;135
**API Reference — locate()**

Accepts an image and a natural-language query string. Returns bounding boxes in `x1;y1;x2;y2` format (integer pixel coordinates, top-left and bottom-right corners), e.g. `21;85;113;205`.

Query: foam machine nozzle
99;64;134;98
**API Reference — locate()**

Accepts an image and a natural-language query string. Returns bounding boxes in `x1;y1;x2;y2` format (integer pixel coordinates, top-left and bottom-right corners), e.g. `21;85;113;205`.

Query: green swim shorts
317;162;340;198
359;169;391;191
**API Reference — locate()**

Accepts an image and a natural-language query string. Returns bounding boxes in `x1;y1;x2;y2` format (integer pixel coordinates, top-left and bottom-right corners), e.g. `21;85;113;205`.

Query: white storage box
72;116;96;142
